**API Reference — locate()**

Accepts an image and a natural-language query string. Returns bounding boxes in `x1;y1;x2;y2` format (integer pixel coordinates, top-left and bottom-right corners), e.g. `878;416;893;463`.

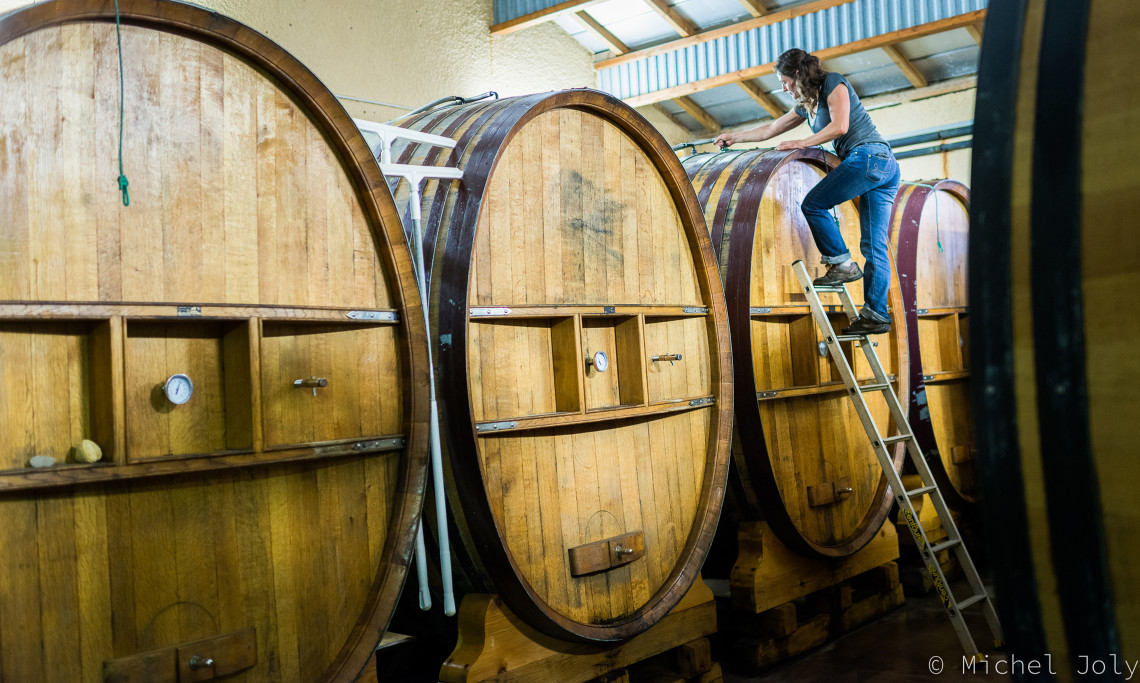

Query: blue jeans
801;143;901;323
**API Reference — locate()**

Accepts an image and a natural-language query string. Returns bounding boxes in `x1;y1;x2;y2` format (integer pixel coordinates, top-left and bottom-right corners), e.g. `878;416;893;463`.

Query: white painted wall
0;0;598;122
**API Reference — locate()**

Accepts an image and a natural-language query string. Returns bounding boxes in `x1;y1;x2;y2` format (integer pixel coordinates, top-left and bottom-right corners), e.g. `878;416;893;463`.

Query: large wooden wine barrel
0;2;428;681
682;148;908;559
971;0;1140;678
889;179;975;508
382;91;733;643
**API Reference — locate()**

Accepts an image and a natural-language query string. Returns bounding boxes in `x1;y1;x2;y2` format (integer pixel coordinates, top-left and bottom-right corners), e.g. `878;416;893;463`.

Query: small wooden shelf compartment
124;320;253;460
916;308;966;374
467;316;582;422
260;320;402;448
583;315;645;411
644;315;711;404
749;308;883;401
0;319;116;472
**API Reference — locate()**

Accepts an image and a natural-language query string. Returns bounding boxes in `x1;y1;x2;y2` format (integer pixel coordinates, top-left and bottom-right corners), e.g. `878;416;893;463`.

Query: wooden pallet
439;575;717;683
728;561;905;673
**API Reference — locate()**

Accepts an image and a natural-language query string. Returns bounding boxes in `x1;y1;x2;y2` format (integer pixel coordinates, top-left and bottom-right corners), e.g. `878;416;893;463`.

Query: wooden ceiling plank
673;96;721;133
738;0;769;18
882;44;928;88
652;103;691;131
738;80;785;118
644;0;699;37
621;9;986;108
597;0;853;70
490;0;599;36
575;10;630;54
965;23;983;45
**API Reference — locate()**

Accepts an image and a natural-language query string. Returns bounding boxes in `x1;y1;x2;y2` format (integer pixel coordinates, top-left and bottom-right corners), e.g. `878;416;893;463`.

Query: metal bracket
682;306;709;314
347;310;399;322
749;307;772;315
470;307;512;317
688;397;714;407
351;437;407;452
476;420;519;432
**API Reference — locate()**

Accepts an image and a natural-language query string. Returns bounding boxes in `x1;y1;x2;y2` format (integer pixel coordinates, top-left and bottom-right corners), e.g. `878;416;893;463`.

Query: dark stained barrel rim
685;148;908;559
1031;0;1121;669
0;2;431;680
890;179;975;509
434;90;733;643
967;0;1049;662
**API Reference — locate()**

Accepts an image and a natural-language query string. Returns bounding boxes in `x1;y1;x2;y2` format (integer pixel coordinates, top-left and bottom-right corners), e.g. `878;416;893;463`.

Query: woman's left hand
776;140;805;151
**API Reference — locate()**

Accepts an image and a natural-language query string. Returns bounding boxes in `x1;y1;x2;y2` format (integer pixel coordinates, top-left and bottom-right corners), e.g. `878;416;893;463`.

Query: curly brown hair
776;48;828;118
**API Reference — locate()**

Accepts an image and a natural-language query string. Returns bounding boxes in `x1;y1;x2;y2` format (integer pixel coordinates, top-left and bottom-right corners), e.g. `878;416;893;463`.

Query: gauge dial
163;373;194;405
590;351;609;373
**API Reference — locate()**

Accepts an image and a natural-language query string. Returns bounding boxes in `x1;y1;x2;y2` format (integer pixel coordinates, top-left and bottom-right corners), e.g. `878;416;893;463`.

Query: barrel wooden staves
381;90;733;644
683;148;909;559
0;2;429;681
889;179;975;508
971;0;1139;678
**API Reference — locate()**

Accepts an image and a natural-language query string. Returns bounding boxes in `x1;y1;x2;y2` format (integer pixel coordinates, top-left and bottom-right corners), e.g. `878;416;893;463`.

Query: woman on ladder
714;48;900;335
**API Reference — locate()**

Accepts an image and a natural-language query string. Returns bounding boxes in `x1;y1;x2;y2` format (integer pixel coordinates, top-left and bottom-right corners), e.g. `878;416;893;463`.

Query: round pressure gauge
588;350;609;373
163;373;194;405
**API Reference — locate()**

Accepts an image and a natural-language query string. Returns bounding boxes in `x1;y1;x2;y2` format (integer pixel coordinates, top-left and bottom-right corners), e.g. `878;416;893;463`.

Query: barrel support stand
719;521;902;672
728;520;900;615
439;575;717;683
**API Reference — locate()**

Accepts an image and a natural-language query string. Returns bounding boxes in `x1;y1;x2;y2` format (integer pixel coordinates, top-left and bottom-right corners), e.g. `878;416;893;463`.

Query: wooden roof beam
597;0;853;69
882;44;928;89
490;0;599;35
644;0;699;37
621;9;986;107
738;0;769;17
575;10;630;55
652;103;690;131
738;80;784;118
966;22;983;45
673;96;721;133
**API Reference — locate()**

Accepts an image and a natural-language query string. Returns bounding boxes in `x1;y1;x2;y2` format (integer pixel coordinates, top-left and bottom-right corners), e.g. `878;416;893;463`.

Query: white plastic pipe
380;162;464;618
414;518;431;610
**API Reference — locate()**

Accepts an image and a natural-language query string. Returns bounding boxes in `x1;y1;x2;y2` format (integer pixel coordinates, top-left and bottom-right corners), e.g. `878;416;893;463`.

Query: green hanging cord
933;188;943;253
114;0;130;207
900;180;943;252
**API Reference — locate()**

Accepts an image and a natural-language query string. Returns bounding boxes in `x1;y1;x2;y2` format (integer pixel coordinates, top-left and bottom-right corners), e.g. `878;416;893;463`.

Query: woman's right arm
713;109;805;148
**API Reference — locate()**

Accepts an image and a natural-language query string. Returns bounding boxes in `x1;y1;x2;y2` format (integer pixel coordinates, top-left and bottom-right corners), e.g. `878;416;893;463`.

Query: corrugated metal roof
496;0;985;133
597;0;986;100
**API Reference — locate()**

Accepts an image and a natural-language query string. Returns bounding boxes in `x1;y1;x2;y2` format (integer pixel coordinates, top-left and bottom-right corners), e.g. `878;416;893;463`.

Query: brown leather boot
841;315;891;336
813;261;863;286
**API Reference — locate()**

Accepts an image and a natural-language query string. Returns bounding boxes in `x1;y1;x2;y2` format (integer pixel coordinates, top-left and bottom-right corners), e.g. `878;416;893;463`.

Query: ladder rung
929;539;961;554
956;594;988;610
905;485;937;497
835;334;863;342
813;285;845;293
882;434;911;445
860;382;890;392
